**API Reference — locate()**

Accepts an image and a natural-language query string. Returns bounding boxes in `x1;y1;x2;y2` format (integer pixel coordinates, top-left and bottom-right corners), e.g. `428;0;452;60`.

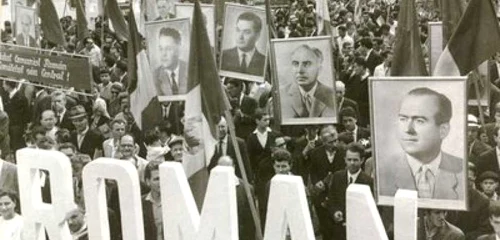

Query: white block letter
394;190;418;240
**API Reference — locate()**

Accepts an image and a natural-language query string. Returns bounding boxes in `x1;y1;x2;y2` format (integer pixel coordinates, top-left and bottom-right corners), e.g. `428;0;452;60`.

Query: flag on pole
439;0;466;46
106;0;129;41
265;0;277;38
75;0;89;41
127;2;156;130
390;0;428;76
434;0;500;76
316;0;331;36
40;0;65;46
184;0;231;210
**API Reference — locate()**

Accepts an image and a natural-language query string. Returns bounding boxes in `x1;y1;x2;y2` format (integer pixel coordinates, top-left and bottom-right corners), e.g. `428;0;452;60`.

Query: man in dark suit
477;201;500;240
16;12;37;47
417;209;465;240
31;86;52;124
142;161;162;240
477;125;500;176
339;107;370;143
0;159;18;195
141;97;184;134
2;80;28;152
327;143;373;240
153;27;188;96
379;88;465;200
279;44;336;119
221;11;265;76
207;117;253;183
226;79;257;139
0;110;10;158
335;81;360;118
291;125;320;180
358;37;382;75
155;0;175;20
69;105;104;158
51;90;75;131
308;125;345;240
344;57;370;126
245;109;279;178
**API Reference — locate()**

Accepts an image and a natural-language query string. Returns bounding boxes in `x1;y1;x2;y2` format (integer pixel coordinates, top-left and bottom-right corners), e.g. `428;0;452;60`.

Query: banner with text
0;45;92;90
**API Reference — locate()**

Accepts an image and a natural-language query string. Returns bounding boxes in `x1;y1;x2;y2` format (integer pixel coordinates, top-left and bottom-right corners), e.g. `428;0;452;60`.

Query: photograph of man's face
156;0;173;19
158;28;181;70
20;13;32;36
235;13;261;52
397;90;450;164
291;45;323;92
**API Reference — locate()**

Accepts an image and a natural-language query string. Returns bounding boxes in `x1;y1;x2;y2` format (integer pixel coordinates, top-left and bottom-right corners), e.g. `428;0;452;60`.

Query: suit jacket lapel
287;84;308;117
310;97;327;117
394;155;418;191
0;165;7;189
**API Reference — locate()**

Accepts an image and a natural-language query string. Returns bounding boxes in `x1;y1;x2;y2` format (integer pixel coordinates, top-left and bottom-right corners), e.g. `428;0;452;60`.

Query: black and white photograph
15;5;37;47
147;0;178;21
145;18;191;101
271;36;337;125
467;61;490;107
10;0;26;28
174;3;215;49
219;3;268;82
371;77;468;210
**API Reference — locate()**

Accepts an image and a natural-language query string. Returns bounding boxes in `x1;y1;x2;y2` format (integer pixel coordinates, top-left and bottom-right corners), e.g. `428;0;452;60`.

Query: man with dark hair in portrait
16;12;37;47
155;0;175;20
379;87;464;200
279;44;336;118
221;11;265;76
153;27;187;96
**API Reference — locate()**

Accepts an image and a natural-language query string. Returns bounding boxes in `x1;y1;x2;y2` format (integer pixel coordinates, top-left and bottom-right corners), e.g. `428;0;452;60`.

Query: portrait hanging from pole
145;18;191;101
271;36;337;125
15;5;37;47
174;3;216;50
371;76;468;210
219;3;268;83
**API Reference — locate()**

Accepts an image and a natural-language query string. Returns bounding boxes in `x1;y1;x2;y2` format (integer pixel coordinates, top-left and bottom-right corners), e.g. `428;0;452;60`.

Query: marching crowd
1;0;500;240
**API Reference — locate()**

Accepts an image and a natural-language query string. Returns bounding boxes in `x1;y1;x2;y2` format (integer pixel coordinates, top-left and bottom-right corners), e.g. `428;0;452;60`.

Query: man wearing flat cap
478;171;500;201
69;105;104;158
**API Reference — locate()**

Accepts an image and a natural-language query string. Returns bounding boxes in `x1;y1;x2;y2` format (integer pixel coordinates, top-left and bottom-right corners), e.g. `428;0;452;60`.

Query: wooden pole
472;69;486;127
224;110;264;240
0;76;94;97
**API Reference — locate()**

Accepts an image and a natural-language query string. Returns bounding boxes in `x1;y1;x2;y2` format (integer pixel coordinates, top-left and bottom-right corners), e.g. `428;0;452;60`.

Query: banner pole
224;110;264;240
472;69;486;127
0;76;94;97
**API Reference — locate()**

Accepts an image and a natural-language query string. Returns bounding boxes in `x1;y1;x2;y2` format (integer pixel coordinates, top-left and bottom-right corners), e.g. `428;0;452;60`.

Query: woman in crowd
0;191;24;240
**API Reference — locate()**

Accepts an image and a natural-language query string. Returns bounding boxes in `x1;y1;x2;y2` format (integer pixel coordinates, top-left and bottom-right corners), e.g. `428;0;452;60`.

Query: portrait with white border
174;3;215;50
15;5;37;47
145;18;190;101
271;36;337;125
371;77;467;210
219;3;268;83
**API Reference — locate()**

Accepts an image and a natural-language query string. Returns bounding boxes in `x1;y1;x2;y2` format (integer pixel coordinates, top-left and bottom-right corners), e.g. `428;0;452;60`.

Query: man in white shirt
103;118;127;158
373;50;393;77
80;37;102;67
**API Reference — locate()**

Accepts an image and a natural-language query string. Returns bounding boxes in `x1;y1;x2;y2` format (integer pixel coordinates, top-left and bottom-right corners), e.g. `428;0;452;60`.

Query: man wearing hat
167;136;184;162
69;105;104;158
478;171;500;201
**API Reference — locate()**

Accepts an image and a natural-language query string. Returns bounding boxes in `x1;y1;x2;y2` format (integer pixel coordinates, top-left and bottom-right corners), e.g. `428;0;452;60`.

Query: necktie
241;53;247;72
218;140;224;156
304;94;312;112
163;105;169;119
170;72;179;94
416;165;434;198
349;176;353;184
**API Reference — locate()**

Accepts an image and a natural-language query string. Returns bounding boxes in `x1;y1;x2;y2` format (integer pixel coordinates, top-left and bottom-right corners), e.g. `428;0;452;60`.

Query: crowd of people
1;0;500;239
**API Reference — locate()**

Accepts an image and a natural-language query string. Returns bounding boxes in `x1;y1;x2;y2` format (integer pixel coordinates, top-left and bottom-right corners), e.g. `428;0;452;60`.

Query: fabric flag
439;0;466;46
75;0;89;41
40;0;65;46
184;0;230;210
127;2;156;130
106;0;129;41
390;0;428;76
316;0;331;35
434;0;500;76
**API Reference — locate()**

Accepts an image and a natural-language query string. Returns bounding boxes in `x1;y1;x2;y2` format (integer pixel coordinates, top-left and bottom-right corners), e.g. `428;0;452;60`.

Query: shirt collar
78;126;89;136
407;152;442;177
237;47;256;65
8;88;18;99
165;67;180;84
145;192;161;205
348;169;361;181
298;82;318;99
253;127;272;134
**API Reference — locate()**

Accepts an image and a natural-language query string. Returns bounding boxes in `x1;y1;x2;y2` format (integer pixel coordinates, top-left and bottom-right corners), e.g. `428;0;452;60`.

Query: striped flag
40;0;65;46
106;0;129;41
390;0;428;76
316;0;331;36
434;0;500;76
184;0;230;210
439;0;466;45
127;2;156;130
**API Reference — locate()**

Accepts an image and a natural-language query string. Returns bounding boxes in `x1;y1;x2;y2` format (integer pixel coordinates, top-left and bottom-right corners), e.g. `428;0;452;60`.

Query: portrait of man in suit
15;8;37;47
378;87;465;202
278;44;336;121
155;0;175;20
152;27;187;96
220;10;266;78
